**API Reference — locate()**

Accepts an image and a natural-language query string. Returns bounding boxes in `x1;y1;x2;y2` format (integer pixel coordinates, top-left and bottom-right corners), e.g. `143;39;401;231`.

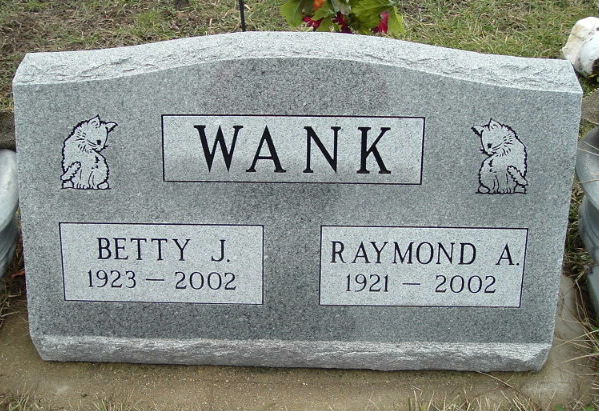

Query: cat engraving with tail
472;119;528;194
61;115;117;190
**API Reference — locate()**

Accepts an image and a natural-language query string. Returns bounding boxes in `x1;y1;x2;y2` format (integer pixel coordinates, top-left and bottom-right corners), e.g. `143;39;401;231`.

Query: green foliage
312;2;334;20
280;0;309;26
280;0;405;36
387;8;403;35
352;0;389;27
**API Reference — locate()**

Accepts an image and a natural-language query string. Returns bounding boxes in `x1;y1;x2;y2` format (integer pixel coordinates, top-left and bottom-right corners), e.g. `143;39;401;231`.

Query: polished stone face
13;31;581;371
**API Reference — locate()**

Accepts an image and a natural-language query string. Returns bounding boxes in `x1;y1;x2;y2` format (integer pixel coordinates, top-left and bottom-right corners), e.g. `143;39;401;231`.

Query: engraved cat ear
472;126;484;136
488;119;501;129
104;122;117;132
89;115;101;127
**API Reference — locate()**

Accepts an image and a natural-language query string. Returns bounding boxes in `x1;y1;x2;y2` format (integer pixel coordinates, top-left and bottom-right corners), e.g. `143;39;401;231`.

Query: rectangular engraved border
59;222;265;305
161;114;426;185
319;225;529;309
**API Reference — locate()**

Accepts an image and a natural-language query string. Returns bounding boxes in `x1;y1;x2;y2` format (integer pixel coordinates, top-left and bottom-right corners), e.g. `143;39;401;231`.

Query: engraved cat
61;115;117;189
472;119;528;194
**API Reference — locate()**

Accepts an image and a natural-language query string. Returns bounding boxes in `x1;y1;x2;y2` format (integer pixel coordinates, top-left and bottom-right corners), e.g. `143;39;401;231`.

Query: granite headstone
13;32;581;371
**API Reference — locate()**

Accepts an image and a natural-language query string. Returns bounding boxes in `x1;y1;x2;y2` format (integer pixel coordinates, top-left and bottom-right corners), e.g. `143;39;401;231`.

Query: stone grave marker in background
13;32;581;371
0;150;18;278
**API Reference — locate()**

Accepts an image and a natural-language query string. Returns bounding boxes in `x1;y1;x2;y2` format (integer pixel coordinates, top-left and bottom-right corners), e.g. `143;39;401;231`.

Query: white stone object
578;32;599;76
577;128;599;317
0;150;18;278
562;16;599;76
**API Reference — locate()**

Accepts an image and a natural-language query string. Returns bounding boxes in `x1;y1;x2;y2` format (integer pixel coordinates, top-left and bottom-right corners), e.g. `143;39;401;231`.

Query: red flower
374;10;389;33
332;12;352;33
303;16;322;29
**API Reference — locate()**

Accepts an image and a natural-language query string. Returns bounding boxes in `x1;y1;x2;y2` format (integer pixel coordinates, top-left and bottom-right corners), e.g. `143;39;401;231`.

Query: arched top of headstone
14;31;580;93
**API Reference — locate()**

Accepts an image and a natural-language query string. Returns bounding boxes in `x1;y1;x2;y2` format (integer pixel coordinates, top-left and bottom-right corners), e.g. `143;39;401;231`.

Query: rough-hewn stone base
34;334;549;372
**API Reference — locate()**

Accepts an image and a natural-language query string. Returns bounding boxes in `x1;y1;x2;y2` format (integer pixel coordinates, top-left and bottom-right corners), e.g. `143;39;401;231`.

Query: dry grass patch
0;230;24;330
0;391;43;411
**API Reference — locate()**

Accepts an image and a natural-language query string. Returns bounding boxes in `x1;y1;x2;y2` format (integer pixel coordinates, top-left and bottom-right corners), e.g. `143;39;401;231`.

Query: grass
0;392;142;411
0;228;23;329
400;0;596;58
92;398;145;411
0;0;288;112
0;391;43;411
1;0;598;409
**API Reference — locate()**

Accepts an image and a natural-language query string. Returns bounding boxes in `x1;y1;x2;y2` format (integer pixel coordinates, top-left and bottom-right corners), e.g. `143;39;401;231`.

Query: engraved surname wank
162;115;425;184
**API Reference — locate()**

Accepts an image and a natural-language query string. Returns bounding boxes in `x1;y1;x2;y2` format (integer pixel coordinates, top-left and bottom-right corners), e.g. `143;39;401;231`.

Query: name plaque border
161;113;426;185
58;221;265;305
318;224;529;309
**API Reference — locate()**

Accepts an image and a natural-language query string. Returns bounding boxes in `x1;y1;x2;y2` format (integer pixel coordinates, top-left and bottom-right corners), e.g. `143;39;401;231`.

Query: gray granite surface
13;32;581;370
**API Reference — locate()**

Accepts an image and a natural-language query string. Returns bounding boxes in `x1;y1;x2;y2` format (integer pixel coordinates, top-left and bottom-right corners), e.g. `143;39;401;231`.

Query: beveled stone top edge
13;31;581;93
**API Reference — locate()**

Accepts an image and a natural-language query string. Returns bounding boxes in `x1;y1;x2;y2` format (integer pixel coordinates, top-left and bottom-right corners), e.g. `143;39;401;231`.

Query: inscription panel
162;114;425;184
320;226;528;307
60;222;263;304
